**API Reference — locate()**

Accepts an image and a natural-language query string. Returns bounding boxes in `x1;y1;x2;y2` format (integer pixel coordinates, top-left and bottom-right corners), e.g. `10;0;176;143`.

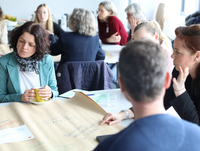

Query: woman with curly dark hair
0;21;58;103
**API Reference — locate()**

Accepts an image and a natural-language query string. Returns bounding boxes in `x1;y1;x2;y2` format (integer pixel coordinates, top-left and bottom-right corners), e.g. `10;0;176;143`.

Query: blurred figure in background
50;8;105;71
34;3;64;39
97;1;128;46
125;3;146;41
0;6;8;44
133;20;173;73
185;10;200;26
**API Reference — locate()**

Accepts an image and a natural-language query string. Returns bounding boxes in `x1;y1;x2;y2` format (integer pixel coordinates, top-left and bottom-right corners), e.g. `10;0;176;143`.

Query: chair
56;60;113;94
156;3;165;31
0;44;12;55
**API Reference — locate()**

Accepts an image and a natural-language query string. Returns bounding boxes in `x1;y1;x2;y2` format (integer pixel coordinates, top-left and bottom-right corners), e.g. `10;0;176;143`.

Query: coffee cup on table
34;87;48;102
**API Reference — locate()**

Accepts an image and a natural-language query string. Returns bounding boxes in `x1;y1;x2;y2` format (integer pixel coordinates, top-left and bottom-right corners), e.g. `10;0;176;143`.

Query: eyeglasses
96;10;105;14
127;14;133;18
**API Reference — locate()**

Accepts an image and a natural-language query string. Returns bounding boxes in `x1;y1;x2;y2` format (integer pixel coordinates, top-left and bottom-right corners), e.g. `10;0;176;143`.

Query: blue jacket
50;32;105;70
0;52;58;103
94;114;200;151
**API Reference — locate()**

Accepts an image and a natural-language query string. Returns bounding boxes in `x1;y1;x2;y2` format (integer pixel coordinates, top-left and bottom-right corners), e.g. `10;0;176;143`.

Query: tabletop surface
0;88;180;128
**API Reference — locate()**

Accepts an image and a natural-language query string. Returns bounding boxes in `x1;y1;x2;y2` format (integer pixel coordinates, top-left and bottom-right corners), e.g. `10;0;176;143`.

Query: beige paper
0;92;124;151
103;49;114;59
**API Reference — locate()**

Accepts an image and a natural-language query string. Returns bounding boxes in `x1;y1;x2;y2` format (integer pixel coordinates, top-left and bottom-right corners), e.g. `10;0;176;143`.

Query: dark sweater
50;32;105;70
185;11;200;26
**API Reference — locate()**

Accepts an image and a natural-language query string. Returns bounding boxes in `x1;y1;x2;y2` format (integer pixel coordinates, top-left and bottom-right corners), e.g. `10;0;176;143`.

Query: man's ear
164;72;172;89
118;76;125;92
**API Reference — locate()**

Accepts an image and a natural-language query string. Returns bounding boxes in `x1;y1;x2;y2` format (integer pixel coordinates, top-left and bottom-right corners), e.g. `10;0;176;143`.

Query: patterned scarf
13;51;39;74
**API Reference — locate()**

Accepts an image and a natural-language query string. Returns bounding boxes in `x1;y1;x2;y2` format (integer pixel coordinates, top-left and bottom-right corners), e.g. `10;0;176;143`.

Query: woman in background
164;24;200;125
0;21;58;103
0;6;8;44
133;20;173;73
34;3;64;39
125;3;146;41
97;1;128;46
50;8;105;70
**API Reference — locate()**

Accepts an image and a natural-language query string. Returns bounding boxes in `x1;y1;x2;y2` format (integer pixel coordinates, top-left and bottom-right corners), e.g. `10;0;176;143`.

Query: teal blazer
0;52;59;103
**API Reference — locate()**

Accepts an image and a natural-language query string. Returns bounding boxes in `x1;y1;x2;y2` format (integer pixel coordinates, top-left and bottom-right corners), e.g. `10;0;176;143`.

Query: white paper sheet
0;125;34;144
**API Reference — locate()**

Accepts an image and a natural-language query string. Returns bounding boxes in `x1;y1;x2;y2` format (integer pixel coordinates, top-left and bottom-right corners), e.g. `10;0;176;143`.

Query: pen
86;94;95;96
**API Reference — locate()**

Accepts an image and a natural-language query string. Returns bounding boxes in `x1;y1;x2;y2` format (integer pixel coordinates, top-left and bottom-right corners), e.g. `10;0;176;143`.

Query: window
181;0;200;15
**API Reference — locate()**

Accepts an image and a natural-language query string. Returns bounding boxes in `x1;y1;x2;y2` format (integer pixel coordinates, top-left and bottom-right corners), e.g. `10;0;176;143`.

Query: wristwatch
121;110;129;119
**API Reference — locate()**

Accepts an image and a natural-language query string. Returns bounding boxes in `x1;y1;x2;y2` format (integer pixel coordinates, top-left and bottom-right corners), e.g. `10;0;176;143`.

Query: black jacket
185;11;200;26
164;68;200;125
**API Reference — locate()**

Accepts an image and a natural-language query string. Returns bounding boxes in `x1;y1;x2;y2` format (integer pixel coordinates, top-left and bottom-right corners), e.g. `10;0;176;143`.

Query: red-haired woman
164;24;200;125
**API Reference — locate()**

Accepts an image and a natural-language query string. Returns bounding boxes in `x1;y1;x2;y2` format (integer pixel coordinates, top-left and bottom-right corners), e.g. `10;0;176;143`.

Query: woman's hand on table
173;66;189;97
38;85;52;100
99;112;125;126
21;88;36;103
107;32;121;43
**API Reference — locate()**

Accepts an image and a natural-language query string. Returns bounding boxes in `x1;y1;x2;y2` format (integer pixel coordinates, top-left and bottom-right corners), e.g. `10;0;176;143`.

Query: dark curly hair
9;21;50;61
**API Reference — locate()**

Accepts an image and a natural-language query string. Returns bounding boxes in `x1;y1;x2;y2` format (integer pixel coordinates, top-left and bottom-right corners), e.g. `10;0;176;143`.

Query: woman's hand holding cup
35;85;52;102
21;88;36;103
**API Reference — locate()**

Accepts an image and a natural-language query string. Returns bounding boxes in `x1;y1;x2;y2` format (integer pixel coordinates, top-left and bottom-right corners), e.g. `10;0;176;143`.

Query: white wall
1;0;128;29
1;0;163;30
1;0;184;38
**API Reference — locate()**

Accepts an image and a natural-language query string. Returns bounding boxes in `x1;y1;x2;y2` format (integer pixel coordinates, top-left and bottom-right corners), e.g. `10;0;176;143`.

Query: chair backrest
56;60;113;94
156;3;165;31
0;44;12;56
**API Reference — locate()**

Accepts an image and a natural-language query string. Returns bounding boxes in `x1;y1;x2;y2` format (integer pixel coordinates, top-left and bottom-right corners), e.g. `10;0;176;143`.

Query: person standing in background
97;1;128;46
0;6;8;44
34;4;64;39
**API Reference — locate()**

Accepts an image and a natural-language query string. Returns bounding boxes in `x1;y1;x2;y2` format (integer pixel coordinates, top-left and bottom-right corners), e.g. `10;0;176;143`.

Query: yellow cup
34;88;46;102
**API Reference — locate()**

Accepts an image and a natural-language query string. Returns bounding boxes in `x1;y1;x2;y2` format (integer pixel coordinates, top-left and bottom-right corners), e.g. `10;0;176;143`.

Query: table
52;44;122;64
91;89;180;127
0;89;132;127
0;88;180;128
91;89;134;127
102;44;123;64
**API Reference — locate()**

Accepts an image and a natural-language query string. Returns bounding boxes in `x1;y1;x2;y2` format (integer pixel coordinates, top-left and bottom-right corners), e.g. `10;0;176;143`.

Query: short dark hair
9;21;50;61
119;40;167;102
